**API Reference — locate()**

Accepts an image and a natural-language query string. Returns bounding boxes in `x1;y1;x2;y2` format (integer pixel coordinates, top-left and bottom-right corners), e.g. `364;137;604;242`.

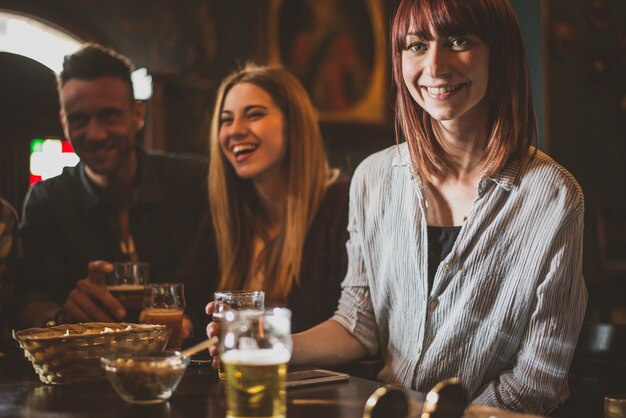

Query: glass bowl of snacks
101;352;190;404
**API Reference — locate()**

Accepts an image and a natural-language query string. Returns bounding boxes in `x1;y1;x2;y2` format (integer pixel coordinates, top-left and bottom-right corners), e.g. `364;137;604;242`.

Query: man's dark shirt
13;146;207;319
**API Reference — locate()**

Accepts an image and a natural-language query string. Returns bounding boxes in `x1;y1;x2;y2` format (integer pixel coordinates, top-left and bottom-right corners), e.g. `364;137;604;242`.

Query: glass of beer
107;262;149;323
221;308;292;418
213;290;265;379
141;283;185;350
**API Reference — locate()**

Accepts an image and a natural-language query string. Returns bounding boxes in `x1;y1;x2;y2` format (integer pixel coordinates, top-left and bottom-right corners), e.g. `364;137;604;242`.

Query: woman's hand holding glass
205;290;265;376
205;301;221;368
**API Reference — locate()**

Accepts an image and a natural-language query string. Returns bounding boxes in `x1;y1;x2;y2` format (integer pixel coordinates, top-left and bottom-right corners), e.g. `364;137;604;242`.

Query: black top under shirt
427;226;462;293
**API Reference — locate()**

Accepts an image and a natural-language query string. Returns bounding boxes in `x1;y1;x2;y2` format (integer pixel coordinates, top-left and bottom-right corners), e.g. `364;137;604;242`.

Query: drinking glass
221;308;292;418
606;393;626;418
213;290;265;379
107;262;149;323
141;283;185;350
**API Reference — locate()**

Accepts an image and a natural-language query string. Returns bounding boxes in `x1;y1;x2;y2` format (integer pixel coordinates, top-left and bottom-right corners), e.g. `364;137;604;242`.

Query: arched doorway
0;11;82;213
0;52;64;214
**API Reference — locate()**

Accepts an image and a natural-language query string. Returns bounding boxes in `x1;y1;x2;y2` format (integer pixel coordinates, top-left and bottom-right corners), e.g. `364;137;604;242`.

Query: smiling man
13;44;206;330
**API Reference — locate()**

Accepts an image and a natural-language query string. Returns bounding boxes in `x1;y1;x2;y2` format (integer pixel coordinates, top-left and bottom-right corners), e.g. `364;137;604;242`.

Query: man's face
59;76;144;178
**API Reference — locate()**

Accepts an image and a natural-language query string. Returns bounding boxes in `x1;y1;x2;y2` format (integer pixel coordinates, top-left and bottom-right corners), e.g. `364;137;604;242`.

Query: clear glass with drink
107;262;149;323
606;393;626;418
213;290;265;379
221;308;292;418
141;283;185;350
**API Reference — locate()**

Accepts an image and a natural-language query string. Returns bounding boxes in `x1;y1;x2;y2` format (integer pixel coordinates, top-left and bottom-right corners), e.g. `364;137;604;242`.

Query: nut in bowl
101;352;190;404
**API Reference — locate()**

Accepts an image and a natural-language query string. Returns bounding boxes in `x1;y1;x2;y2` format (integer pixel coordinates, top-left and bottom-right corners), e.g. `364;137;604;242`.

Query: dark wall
546;0;626;283
547;0;626;208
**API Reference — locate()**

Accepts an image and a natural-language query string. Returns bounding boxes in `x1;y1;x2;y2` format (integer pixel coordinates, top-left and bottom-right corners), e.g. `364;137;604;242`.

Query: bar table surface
0;345;547;418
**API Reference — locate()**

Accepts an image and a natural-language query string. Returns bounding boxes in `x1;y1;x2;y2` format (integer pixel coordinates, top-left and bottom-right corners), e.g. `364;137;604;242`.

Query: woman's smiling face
401;28;490;126
218;82;288;183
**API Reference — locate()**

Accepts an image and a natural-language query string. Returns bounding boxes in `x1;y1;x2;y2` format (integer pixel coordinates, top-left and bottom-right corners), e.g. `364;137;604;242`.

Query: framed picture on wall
267;0;387;125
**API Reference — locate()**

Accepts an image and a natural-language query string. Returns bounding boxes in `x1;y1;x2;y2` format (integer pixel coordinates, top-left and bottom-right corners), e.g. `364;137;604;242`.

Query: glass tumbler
213;290;265;379
107;262;149;323
141;283;185;350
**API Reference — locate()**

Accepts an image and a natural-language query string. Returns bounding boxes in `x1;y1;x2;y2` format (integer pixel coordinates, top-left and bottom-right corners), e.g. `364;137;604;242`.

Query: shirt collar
483;148;528;192
78;144;163;212
391;142;412;167
391;142;527;192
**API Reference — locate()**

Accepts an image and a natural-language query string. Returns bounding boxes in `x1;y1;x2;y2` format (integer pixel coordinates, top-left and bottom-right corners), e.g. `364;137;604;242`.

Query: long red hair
391;0;537;178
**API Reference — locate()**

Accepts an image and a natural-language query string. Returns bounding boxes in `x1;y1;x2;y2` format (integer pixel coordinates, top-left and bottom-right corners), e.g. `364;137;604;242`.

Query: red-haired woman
290;0;586;415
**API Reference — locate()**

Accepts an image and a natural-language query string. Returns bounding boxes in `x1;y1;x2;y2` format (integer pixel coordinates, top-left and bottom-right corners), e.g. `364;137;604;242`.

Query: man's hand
59;261;126;323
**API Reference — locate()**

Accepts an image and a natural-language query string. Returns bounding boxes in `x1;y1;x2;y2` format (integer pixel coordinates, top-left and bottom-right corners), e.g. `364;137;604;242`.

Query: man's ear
133;100;146;131
59;109;71;140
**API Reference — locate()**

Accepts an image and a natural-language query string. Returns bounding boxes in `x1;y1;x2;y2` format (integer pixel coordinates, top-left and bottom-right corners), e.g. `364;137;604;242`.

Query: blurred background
0;0;624;323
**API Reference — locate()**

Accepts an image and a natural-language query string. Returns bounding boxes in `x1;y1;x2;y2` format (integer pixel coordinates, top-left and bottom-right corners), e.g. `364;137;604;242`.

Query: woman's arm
291;319;369;366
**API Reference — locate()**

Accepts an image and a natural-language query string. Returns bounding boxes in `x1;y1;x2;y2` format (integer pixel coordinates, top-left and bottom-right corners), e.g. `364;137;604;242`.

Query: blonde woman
179;64;349;345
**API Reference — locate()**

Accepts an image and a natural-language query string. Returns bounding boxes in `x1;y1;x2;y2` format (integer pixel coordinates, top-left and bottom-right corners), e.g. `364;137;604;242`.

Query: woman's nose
226;117;248;140
425;46;451;78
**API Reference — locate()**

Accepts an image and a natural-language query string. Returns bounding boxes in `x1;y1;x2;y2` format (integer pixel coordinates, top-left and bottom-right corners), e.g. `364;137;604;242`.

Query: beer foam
107;284;144;291
221;348;291;366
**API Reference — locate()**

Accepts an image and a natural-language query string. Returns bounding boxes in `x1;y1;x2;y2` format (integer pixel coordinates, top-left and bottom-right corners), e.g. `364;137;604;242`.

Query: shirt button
444;262;451;270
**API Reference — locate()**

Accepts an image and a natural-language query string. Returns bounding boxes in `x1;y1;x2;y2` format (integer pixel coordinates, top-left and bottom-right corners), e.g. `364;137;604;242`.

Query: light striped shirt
332;143;587;415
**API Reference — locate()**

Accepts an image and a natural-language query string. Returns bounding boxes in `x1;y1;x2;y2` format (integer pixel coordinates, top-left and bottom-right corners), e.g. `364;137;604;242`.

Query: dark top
427;225;462;293
178;175;350;340
13;146;207;319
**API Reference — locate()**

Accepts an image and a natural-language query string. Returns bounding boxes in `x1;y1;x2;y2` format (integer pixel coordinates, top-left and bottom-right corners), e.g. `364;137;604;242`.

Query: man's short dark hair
58;43;135;99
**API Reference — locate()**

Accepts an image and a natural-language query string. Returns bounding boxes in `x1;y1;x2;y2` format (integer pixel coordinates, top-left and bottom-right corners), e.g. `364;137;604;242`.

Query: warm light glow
0;12;80;73
0;12;152;99
131;67;153;100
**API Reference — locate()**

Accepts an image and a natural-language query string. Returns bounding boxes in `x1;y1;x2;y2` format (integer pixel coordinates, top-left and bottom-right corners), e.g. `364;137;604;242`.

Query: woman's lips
421;83;465;100
230;143;258;162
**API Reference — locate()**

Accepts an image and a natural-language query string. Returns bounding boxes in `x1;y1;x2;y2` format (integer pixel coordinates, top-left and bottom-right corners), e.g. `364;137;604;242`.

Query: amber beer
141;308;184;350
142;283;185;350
222;348;290;418
108;284;144;323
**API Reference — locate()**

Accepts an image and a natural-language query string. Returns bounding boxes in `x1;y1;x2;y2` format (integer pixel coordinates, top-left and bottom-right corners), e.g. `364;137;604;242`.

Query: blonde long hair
208;64;330;301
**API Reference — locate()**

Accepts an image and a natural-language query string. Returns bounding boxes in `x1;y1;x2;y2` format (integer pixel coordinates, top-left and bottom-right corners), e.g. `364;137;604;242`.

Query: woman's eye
220;116;232;125
248;112;265;120
450;37;470;50
407;42;427;53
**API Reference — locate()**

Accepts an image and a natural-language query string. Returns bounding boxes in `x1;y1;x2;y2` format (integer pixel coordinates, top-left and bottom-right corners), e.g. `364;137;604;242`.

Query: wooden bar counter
0;345;549;418
0;345;397;418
